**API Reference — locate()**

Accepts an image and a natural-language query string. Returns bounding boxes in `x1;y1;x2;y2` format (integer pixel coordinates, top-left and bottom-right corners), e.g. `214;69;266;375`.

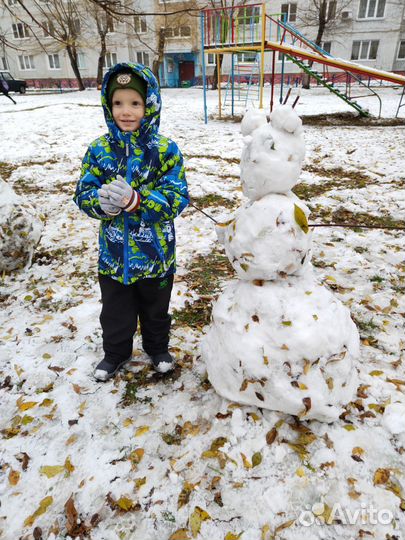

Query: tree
87;0;202;80
2;0;87;90
298;0;351;88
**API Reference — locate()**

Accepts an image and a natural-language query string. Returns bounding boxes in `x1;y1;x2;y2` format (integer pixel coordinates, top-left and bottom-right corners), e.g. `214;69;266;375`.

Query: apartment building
0;0;404;88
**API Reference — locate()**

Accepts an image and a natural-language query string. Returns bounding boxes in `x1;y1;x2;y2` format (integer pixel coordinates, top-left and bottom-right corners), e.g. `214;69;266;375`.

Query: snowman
201;105;359;423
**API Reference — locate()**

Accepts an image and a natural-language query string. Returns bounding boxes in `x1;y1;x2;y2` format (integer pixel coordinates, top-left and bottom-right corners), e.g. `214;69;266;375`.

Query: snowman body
201;105;359;422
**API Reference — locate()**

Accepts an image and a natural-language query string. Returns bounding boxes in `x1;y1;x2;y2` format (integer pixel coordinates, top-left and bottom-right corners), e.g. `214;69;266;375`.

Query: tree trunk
152;27;165;85
66;45;85;91
302;1;327;89
97;34;107;89
212;54;224;90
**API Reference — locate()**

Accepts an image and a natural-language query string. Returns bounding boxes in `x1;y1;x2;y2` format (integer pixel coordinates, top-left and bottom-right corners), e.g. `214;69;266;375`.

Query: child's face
112;88;145;132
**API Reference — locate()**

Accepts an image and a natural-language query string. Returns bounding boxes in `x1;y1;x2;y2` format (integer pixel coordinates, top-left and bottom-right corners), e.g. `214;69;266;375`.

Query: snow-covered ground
0;85;404;540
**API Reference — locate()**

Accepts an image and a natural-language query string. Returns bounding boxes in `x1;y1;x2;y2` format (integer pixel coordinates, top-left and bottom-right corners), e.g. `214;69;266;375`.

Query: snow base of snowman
201;105;359;423
202;274;359;422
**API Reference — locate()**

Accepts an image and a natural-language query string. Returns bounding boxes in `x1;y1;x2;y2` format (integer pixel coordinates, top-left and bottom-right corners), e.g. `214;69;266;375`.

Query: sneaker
150;352;174;374
94;357;131;382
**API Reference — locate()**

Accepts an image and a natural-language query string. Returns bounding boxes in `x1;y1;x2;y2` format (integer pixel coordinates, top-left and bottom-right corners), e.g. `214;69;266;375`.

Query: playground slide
265;40;405;86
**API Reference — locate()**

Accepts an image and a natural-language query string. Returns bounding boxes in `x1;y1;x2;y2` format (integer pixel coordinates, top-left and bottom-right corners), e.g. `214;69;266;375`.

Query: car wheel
19;85;26;94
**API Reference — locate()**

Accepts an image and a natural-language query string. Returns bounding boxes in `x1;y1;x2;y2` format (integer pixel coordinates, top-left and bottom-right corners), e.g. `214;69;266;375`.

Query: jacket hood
101;62;161;145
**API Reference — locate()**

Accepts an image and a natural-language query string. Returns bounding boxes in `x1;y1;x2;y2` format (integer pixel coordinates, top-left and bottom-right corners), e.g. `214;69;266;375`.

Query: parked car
0;71;27;94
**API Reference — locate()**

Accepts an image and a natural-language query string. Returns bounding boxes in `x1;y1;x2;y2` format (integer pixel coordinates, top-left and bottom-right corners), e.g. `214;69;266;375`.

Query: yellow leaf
39;398;53;407
66;434;78;446
201;450;219;460
64;456;74;475
117;496;135;511
374;468;390;485
123;418;133;427
129;448;144;465
190;506;211;538
294;204;309;233
21;415;34;425
135;477;146;489
24;496;53;527
18;401;38;412
352;447;364;456
274;519;295;534
135;426;150;437
369;370;384;377
298;383;308;390
261;524;271;540
240;452;252;469
296;467;305;477
78;401;87;415
9;470;20;486
224;533;243;540
282;320;292;326
169;529;191;540
343;425;356;431
42;353;52;360
40;465;65;478
252;452;262;468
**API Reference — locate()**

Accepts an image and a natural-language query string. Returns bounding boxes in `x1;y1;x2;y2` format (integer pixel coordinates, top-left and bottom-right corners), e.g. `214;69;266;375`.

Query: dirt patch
301;112;405;127
208;111;405;127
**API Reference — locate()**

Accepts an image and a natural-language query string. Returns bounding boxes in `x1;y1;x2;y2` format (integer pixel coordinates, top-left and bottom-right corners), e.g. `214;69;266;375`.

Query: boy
74;62;189;381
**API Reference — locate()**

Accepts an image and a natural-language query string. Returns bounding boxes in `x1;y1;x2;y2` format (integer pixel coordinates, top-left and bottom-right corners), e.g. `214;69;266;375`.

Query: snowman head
240;104;305;200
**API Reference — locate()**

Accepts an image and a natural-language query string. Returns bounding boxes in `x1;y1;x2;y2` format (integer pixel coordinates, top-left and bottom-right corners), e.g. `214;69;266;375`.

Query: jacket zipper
123;137;132;284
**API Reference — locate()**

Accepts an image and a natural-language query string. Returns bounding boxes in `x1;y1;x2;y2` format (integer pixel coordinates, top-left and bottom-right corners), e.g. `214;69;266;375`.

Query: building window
0;57;8;70
48;53;60;69
326;1;336;19
134;15;147;34
322;41;332;54
12;22;30;39
237;51;258;63
18;55;35;70
42;20;54;37
165;25;191;38
136;51;149;66
206;53;215;66
103;52;117;68
77;52;87;69
236;6;260;25
398;40;405;60
358;0;385;19
351;40;379;60
281;3;297;22
99;13;114;32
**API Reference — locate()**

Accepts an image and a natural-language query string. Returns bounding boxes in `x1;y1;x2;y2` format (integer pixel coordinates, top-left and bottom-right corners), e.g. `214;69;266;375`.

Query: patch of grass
313;206;405;230
191;193;238;210
121;365;181;407
0;162;17;181
352;316;379;336
173;249;234;330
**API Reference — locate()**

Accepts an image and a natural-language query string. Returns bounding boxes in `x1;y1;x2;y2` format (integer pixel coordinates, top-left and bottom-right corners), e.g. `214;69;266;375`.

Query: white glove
105;175;141;212
98;188;121;216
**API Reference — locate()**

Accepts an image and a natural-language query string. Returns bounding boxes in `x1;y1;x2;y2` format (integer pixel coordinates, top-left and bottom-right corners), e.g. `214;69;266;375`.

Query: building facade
0;0;404;88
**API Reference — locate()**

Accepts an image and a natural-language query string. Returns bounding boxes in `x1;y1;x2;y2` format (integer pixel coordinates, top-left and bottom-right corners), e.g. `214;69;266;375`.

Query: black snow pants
98;273;174;363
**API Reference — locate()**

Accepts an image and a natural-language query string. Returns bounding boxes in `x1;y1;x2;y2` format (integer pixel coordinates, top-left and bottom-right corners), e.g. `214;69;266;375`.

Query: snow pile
0;177;43;271
202;105;359;422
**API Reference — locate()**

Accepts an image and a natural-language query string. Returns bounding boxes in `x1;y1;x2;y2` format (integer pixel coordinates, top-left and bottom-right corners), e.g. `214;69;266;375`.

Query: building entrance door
179;61;194;85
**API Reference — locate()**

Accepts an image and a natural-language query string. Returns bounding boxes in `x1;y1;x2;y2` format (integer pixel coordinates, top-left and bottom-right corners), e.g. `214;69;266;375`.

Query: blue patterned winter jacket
74;62;189;285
